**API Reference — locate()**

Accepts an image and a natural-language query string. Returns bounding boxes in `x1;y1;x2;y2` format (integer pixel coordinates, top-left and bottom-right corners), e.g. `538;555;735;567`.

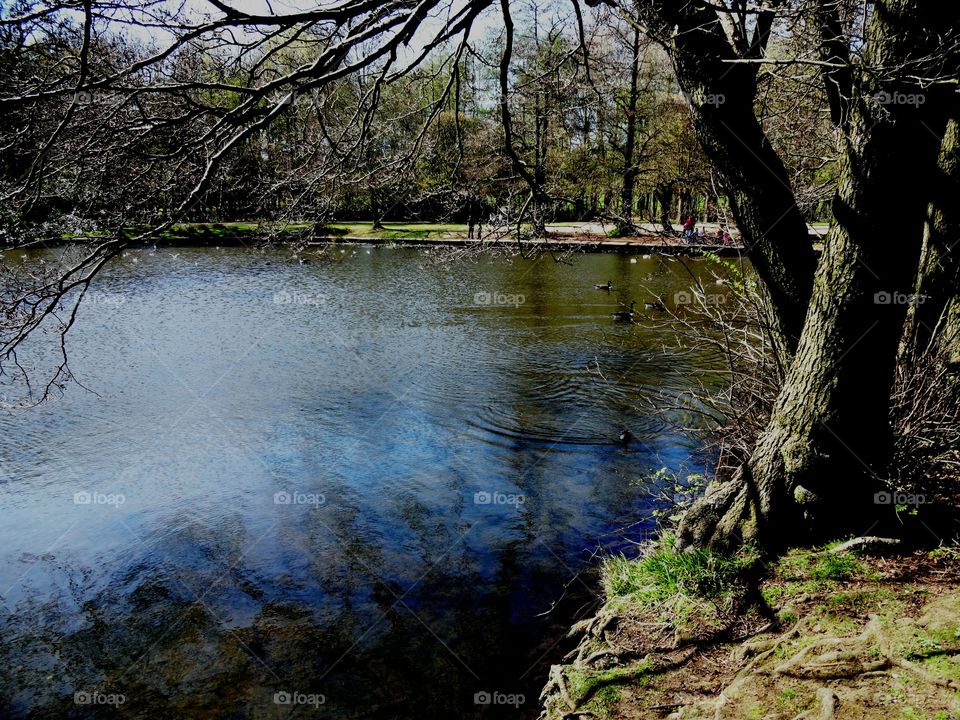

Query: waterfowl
618;428;633;445
612;301;636;320
644;301;666;312
594;280;613;291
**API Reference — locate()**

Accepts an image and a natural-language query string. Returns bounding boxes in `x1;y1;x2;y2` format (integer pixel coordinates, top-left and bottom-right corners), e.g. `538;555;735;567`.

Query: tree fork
678;0;958;552
625;0;817;360
900;117;960;362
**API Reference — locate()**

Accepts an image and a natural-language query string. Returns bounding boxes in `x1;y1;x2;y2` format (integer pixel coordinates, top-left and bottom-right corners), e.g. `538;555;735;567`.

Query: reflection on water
0;247;728;718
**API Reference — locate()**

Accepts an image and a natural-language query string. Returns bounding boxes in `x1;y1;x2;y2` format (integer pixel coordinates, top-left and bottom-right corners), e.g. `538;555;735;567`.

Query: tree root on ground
675;476;748;553
761;614;959;688
687;610;960;720
829;536;902;555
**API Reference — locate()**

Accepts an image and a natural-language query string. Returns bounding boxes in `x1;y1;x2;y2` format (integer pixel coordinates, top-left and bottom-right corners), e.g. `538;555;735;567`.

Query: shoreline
4;220;824;255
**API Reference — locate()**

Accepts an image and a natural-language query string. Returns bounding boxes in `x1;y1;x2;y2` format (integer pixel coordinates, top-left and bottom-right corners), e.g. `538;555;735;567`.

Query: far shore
10;219;828;254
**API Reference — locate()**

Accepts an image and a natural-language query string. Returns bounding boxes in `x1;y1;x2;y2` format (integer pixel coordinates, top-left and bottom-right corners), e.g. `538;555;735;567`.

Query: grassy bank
55;220;591;246
55;220;717;245
542;537;960;719
47;220;747;252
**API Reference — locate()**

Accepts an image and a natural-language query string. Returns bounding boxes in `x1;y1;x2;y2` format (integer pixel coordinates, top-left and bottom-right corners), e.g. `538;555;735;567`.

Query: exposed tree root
542;664;576;715
829;536;902;555
760;614;959;689
802;687;838;720
675;475;750;553
676;603;960;719
542;549;960;720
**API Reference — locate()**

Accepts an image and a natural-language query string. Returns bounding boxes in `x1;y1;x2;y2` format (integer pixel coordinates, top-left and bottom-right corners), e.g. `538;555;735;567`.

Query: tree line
0;0;836;237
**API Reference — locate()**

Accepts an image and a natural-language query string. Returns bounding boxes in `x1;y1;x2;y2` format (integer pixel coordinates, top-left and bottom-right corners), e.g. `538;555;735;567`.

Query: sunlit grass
326;222;468;238
603;535;758;602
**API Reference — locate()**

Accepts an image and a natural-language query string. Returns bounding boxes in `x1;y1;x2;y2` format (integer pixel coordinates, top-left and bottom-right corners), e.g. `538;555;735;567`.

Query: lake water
0;246;726;719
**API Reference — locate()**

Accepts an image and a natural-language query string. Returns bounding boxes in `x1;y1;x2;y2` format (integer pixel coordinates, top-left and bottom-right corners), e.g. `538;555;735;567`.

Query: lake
0;246;727;719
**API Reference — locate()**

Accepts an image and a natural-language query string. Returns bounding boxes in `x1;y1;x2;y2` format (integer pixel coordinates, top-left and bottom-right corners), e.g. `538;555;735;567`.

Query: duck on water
612;301;636;321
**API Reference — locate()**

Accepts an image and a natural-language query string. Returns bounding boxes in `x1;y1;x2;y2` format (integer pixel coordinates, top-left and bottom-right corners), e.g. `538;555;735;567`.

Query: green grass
63;220;633;245
810;552;865;581
921;655;960;685
929;540;960;561
823;588;896;609
777;547;867;583
325;222;468;239
774;687;813;714
603;535;757;602
565;660;654;717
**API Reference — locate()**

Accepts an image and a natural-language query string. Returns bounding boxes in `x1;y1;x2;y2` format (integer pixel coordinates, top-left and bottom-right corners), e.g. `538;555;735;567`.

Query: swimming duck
644;301;666;312
594;280;613;291
612;301;636;320
618;428;633;445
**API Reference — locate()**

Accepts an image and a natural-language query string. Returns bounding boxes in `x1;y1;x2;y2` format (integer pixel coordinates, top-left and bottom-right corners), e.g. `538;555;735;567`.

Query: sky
95;0;510;53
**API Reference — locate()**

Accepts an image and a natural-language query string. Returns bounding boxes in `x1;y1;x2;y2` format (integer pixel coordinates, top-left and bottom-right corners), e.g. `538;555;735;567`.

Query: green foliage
809;552;865;582
701;250;759;296
644;467;706;525
565;659;655;716
775;547;867;585
603;535;757;601
928;540;960;561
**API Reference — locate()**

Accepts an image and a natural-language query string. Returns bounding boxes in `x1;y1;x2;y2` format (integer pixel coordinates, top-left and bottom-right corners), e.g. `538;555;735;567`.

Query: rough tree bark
499;0;551;238
370;188;385;231
900;118;960;363
619;24;643;229
654;180;673;234
677;0;959;552
629;0;818;359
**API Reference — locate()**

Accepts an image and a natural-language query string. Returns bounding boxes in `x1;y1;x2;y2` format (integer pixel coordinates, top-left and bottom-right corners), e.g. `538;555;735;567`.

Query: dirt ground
540;548;960;720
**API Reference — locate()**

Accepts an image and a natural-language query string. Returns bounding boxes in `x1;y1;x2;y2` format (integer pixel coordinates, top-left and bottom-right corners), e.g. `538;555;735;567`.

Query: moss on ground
542;543;960;720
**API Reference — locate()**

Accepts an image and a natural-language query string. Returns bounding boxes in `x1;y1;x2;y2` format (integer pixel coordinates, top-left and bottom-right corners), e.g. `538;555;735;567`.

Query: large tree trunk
498;0;550;239
900;118;960;362
370;189;384;231
654;181;673;234
678;0;957;552
632;0;817;358
619;25;643;229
